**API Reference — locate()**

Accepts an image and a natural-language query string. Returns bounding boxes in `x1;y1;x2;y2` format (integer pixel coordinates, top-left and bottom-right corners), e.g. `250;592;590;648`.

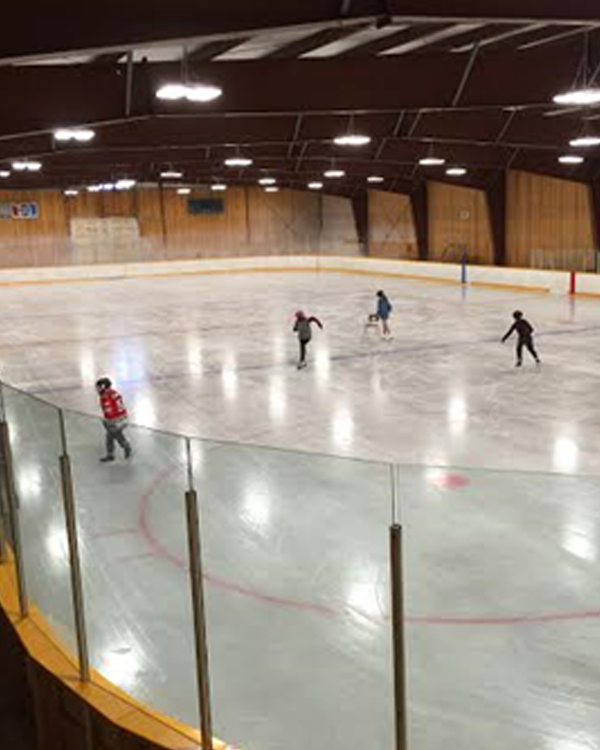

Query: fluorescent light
185;84;223;102
559;155;584;164
160;170;183;179
258;177;276;186
115;179;136;190
177;187;191;195
225;157;253;167
419;157;446;166
12;160;42;172
367;175;384;183
569;136;600;148
324;169;345;178
54;128;95;143
211;184;227;191
446;167;467;176
64;189;79;196
156;83;222;103
265;186;279;193
101;182;115;191
334;134;371;146
308;182;323;190
553;88;600;106
0;170;10;178
87;185;102;193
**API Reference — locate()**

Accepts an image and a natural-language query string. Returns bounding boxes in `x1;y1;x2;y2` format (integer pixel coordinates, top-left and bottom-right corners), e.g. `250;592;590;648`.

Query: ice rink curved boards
3;271;600;750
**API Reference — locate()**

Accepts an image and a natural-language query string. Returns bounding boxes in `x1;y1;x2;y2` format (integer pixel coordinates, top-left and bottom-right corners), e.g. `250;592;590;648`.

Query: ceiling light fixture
569;135;600;148
156;83;222;103
559;154;585;164
367;175;384;183
87;185;102;193
334;134;371;147
324;169;345;178
160;170;183;179
265;186;279;193
554;88;600;107
225;157;253;167
446;167;467;176
64;189;79;196
419;157;446;166
54;128;96;143
177;187;192;195
211;184;227;191
101;182;116;191
0;170;10;178
115;179;136;190
308;182;323;190
12;160;42;172
258;177;276;186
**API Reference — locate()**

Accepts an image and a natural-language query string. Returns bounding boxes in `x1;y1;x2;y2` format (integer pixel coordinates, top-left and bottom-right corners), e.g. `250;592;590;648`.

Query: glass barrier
1;383;77;652
191;438;395;750
63;408;200;727
395;463;600;750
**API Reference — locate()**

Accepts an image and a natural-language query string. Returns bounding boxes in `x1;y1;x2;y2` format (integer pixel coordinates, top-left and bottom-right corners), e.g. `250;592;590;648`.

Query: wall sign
187;198;224;215
0;202;39;220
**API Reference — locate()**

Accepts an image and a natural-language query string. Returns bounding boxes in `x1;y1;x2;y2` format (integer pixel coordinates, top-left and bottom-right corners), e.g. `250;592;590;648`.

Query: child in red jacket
96;378;132;462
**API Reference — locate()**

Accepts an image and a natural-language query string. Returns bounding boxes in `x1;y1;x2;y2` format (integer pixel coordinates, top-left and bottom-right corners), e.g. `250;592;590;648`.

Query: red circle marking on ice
136;466;600;626
428;472;470;490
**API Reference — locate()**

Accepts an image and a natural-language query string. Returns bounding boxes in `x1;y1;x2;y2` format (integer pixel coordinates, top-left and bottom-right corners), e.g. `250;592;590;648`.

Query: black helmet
95;377;112;391
513;310;523;320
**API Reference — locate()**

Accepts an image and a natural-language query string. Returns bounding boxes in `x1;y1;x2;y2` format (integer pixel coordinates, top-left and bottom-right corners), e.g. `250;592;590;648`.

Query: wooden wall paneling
248;188;320;256
368;190;417;259
136;188;166;260
507;170;596;270
428;181;494;265
0;190;69;268
320;195;361;255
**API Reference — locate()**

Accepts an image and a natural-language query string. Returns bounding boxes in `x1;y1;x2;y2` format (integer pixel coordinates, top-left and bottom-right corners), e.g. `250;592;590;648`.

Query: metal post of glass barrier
58;409;90;682
0;386;7;565
185;438;214;750
0;408;28;617
390;522;408;750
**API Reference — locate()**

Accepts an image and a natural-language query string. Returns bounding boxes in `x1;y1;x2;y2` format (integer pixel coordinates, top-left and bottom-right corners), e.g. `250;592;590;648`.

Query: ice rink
3;269;600;750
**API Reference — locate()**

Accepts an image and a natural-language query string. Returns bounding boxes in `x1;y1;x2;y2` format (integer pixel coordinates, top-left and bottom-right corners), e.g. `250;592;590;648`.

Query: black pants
517;337;539;364
299;338;310;363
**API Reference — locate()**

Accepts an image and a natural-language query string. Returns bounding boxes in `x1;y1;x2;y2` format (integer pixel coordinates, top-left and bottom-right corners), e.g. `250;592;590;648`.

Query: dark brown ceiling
3;2;600;195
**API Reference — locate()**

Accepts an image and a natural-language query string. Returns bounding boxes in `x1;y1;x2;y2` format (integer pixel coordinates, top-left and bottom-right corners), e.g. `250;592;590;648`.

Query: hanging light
569;135;600;148
54;128;96;143
12;160;42;172
308;182;323;190
334;134;371;147
211;184;227;191
64;189;79;196
156;83;222;103
177;187;192;195
225;157;253;167
446;167;467;176
101;182;116;191
0;170;10;178
115;179;136;190
324;169;345;178
265;186;279;193
559;155;585;164
367;175;384;183
87;185;102;193
160;170;183;179
419;157;446;166
258;177;276;186
554;88;600;106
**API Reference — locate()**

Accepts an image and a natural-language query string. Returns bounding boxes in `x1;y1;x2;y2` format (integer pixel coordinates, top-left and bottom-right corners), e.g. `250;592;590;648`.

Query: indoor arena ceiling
3;1;600;195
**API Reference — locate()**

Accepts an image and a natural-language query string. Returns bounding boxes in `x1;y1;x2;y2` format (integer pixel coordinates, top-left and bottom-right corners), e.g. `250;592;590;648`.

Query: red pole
570;271;576;296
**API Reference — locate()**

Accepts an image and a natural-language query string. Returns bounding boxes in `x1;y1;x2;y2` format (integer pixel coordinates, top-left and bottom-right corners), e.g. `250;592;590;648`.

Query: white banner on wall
70;218;140;262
